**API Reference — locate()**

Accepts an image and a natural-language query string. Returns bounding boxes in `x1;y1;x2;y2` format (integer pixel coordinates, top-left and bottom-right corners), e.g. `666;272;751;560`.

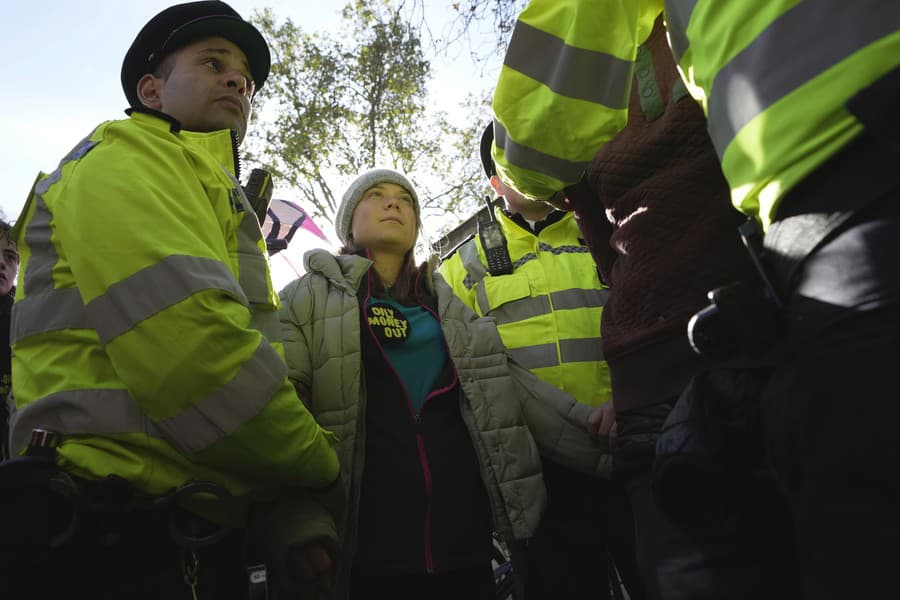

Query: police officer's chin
212;119;247;144
228;116;249;145
218;106;250;143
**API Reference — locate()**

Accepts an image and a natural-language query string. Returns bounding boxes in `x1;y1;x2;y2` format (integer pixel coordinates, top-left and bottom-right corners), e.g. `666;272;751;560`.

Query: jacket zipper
230;130;241;182
363;267;456;574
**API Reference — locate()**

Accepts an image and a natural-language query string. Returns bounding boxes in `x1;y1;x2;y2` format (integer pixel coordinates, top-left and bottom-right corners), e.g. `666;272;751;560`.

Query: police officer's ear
136;74;164;111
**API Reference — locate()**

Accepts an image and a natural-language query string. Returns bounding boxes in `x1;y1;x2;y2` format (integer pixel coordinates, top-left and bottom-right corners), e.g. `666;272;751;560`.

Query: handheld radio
477;195;514;276
243;168;274;227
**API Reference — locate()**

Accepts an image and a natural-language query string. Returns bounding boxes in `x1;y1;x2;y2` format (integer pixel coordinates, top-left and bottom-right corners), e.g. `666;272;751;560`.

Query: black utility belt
0;454;236;552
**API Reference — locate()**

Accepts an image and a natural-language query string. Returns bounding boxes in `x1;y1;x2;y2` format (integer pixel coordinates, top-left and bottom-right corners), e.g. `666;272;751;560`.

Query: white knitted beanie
334;168;420;244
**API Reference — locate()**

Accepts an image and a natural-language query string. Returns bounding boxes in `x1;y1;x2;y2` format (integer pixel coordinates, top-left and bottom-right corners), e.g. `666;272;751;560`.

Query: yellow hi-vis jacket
439;208;611;407
492;0;900;230
9;111;338;505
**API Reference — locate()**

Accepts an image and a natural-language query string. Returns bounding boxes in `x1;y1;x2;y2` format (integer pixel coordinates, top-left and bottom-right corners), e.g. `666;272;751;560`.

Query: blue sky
0;1;500;224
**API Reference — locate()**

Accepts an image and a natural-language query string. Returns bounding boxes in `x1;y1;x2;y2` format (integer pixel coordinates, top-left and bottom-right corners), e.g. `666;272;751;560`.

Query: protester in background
489;2;899;598
0;218;19;461
439;124;643;600
2;3;338;597
263;168;611;600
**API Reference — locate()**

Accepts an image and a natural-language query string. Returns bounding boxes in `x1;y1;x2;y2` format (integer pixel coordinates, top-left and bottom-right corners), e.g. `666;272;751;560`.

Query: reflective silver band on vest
11;339;286;456
86;255;249;345
504;20;633;109
22;184;64;296
491;295;552;326
664;0;699;62
21;132;99;297
11;288;91;344
486;288;608;327
460;239;592;288
508;343;559;370
666;0;900;158
512;252;538;271
550;288;609;311
539;242;590;256
10;388;162;456
494;120;590;188
21;133;99;293
459;241;494;316
14;139;98;343
157;339;287;454
559;337;604;363
508;337;603;370
460;241;487;291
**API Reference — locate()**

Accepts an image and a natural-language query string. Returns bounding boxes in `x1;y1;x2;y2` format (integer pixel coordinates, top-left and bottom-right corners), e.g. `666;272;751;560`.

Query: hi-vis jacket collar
127;107;242;179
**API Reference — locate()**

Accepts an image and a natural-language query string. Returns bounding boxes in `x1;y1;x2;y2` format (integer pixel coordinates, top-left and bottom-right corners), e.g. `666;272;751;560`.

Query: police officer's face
0;236;19;296
491;175;553;217
350;183;418;254
138;36;255;143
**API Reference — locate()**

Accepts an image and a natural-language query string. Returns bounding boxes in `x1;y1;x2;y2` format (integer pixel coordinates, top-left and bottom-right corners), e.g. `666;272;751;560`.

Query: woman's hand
587;402;618;450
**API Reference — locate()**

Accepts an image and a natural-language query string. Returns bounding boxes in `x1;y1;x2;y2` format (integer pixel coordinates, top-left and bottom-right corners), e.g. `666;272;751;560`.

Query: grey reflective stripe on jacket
507;337;605;370
503;20;632;108
85;255;249;345
9;136;280;456
9;339;283;455
664;0;698;62
496;15;633;184
10;390;163;448
457;238;607;366
665;0;899;159
494;120;589;191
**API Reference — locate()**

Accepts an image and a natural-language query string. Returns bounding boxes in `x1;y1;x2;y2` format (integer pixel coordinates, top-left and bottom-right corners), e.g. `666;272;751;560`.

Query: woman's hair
338;241;422;305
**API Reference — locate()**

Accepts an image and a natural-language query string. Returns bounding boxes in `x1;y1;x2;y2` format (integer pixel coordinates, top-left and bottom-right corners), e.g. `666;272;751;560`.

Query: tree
245;1;484;232
402;0;528;62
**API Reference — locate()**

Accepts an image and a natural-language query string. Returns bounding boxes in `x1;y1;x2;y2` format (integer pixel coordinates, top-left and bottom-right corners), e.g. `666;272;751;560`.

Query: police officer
4;2;338;598
440;125;642;600
0;218;18;461
489;2;900;599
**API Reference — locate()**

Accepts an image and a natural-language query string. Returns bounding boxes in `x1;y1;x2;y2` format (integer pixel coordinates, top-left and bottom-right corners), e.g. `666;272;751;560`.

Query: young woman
259;169;610;599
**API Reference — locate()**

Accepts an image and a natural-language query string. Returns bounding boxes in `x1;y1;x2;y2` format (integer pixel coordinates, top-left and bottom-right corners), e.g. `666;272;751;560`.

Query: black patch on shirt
366;302;411;347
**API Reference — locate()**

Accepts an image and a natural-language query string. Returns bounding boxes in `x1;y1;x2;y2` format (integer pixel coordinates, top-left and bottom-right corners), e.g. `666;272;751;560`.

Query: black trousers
761;185;900;599
617;402;799;600
2;492;249;600
350;564;495;600
522;459;644;600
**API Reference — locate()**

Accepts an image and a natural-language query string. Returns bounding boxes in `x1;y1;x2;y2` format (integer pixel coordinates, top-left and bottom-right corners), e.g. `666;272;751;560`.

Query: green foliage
245;1;484;231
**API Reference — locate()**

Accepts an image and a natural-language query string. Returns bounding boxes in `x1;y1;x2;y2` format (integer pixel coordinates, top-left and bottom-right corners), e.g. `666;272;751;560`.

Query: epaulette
438;233;477;263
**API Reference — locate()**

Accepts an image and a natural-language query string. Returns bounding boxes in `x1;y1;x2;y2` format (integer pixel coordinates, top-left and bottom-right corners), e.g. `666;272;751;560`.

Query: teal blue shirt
365;296;448;413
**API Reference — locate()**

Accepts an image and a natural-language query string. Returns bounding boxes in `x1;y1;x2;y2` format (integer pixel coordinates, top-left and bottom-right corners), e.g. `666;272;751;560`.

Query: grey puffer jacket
255;250;611;598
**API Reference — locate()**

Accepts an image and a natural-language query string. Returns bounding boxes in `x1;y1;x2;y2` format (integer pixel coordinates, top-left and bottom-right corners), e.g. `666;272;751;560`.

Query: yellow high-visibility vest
440;208;611;407
10;111;338;508
492;0;900;229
